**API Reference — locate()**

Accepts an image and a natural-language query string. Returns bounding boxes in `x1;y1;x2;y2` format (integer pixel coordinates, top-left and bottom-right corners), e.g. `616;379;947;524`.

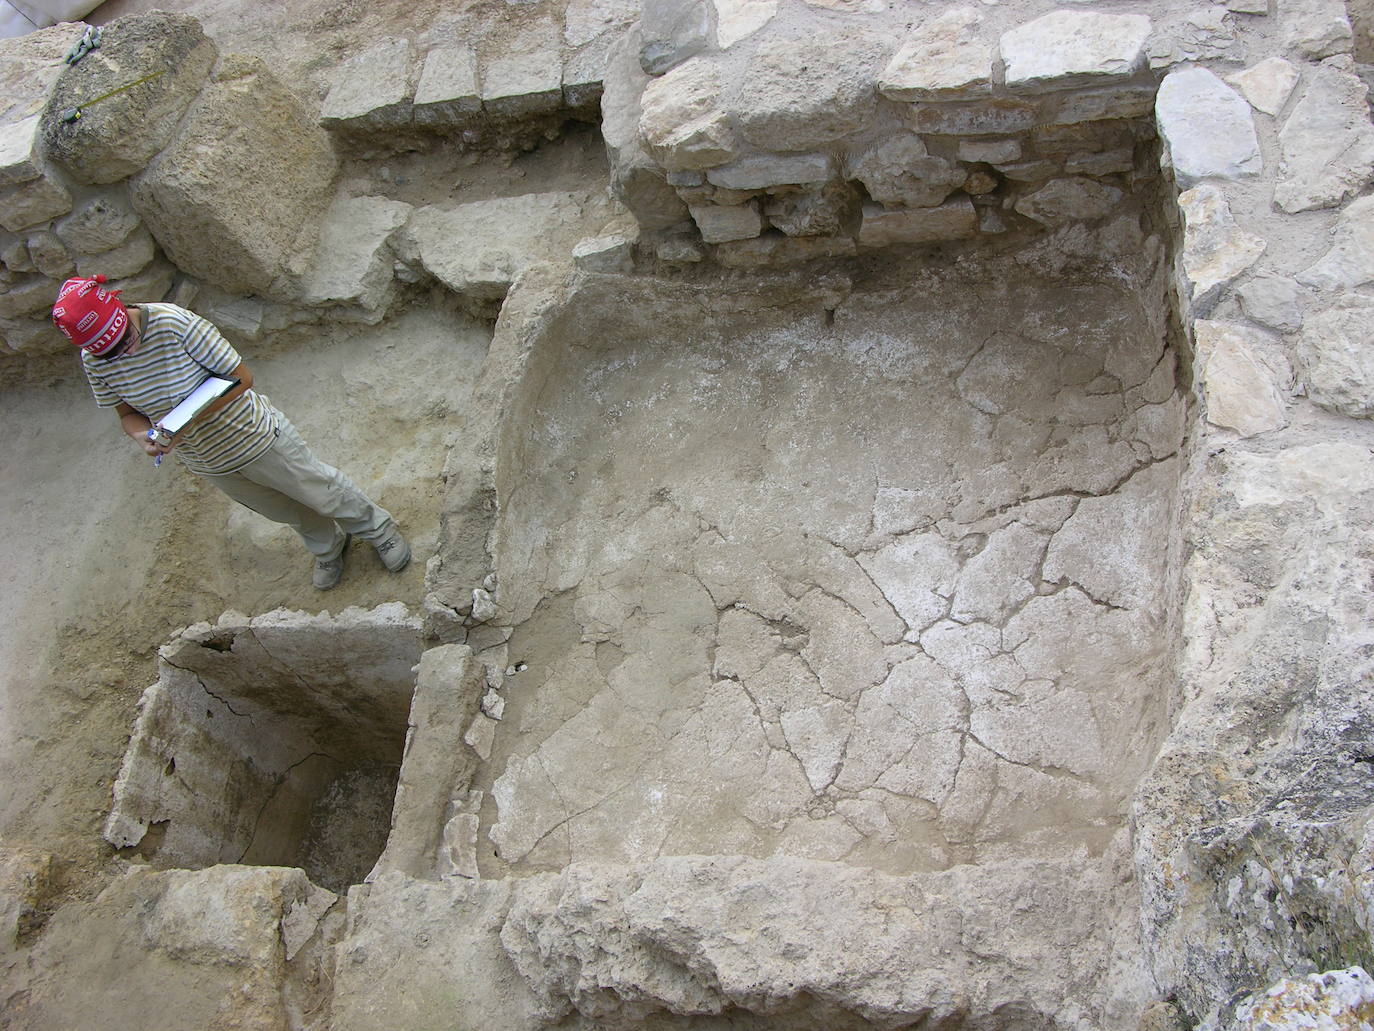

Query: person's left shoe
313;534;351;590
374;527;411;572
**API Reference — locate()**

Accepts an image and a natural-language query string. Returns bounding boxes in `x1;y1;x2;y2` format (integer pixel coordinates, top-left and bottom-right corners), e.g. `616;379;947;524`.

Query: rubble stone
959;138;1020;164
715;0;778;49
689;200;763;242
24;230;71;279
639;58;737;171
858;197;977;247
715;230;857;266
320;37;416;131
131;55;338;298
1196;319;1288;435
763;181;852;237
1298;194;1374;290
736;34;880;151
482;46;564;118
564;0;639;48
0;115;42;186
1227;56;1300;116
602;32;690;229
572;229;637;272
879;7;993;100
1014;177;1123;227
850;134;965;209
911;98;1038;136
705;153;832;190
1274;57;1374;213
1227;968;1374;1031
54;191;140;254
413;47;481;125
0;275;56;318
1237;275;1305;334
0;173;71;232
1000;10;1152;92
1298;297;1374;417
75;226;155;280
301;195;412;319
1177;184;1267;311
1155;66;1262;185
639;0;711;75
1281;0;1354;58
40;13;217;185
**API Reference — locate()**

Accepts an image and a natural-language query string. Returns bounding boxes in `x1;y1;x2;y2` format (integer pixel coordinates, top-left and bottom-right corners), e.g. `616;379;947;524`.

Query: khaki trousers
204;410;394;559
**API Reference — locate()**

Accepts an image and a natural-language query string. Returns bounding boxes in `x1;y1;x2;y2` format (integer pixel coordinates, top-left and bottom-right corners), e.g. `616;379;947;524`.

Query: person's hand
143;429;175;456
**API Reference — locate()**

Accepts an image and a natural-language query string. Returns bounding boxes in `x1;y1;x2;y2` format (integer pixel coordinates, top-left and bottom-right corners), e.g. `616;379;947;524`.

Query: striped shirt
82;303;277;475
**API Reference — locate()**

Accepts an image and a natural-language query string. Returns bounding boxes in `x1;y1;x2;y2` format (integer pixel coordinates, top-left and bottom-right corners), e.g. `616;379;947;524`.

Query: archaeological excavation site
4;0;1374;1027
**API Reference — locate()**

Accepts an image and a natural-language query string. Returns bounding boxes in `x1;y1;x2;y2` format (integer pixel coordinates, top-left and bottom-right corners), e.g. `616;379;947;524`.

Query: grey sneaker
374;528;410;572
313;534;351;590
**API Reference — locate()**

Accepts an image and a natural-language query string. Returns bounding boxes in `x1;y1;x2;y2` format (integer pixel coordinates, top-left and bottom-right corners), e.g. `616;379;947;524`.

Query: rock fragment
735;34;879;150
1155;66;1262;185
715;0;778;49
850;135;964;209
1297;298;1374;417
1000;10;1151;92
55;190;140;254
0;174;70;232
1297;194;1374;290
482;45;564;118
879;7;993;100
1177;184;1266;311
1226;56;1300;116
705;154;832;190
857;197;977;247
1196;319;1288;436
1274;57;1374;213
301;195;412;319
689;201;763;242
0;115;43;186
1237;276;1305;334
639;58;736;171
640;0;711;75
413;47;481;125
1014;177;1123;227
1280;0;1354;59
320;37;416;131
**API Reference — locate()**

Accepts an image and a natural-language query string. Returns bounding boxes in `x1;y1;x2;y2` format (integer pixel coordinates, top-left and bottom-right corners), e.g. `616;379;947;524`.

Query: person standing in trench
53;274;409;590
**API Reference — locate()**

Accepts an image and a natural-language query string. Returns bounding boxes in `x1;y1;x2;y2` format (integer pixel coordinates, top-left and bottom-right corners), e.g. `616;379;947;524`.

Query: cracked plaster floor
474;272;1187;877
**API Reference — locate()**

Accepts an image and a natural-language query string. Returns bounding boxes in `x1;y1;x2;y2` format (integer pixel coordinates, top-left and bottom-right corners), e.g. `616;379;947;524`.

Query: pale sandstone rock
441;813;481;878
1298;297;1374;417
301;195;412;319
1274;58;1374;213
639;57;737;171
413;47;481;124
858;197;977;247
1227;56;1300;116
131;56;338;298
1000;10;1152;92
1178;184;1267;311
1063;148;1135;176
1155;66;1262;185
736;33;880;151
1237;275;1305;334
1280;0;1354;58
640;0;711;75
0;115;42;186
321;37;416;130
705;153;832;190
564;33;620;110
879;7;993;101
75;226;155;280
1196;319;1288;435
464;712;497;760
689;200;763;242
849;134;965;209
1298;194;1374;290
0;275;57;318
0;173;70;232
1045;86;1156;125
40;13;217;185
715;0;777;48
54;191;140;255
1014;177;1123;226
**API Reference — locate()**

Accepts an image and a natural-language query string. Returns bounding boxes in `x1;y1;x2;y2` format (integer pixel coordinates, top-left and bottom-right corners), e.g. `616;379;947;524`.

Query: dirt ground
0;298;490;902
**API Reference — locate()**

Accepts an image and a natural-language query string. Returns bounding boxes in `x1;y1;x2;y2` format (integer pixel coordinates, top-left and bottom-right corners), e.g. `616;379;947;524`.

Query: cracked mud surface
476;273;1186;876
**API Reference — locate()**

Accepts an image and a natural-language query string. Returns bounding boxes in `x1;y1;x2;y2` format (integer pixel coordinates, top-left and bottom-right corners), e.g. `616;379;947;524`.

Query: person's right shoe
374;527;410;572
313;534;351;590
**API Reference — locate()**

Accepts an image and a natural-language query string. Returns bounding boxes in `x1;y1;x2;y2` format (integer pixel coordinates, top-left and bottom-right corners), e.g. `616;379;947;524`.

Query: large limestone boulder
40;13;217;186
130;55;338;298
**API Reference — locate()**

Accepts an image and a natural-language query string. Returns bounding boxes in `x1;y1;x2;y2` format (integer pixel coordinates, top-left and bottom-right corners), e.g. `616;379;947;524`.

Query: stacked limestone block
319;0;638;153
0;12;339;356
603;1;1177;267
1123;0;1374;1025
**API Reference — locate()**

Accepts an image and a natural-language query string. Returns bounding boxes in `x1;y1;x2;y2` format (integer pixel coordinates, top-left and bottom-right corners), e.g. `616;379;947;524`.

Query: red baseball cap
52;275;128;357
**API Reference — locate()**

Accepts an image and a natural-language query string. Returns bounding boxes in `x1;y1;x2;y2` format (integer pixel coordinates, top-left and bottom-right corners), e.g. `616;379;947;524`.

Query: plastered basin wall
473;259;1186;878
103;604;423;891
